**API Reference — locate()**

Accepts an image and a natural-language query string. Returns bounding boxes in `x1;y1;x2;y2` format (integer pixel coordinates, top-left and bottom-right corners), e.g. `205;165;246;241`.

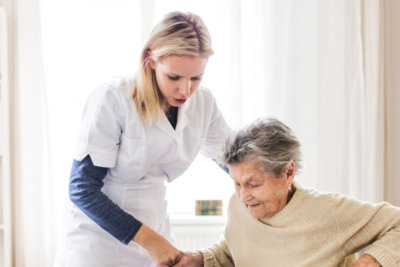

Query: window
41;0;246;218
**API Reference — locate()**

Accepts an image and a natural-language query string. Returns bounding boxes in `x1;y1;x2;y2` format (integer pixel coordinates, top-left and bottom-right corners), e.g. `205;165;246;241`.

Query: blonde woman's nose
178;80;191;97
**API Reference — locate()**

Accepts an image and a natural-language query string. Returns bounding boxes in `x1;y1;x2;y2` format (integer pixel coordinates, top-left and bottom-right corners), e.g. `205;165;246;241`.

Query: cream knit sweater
201;182;400;267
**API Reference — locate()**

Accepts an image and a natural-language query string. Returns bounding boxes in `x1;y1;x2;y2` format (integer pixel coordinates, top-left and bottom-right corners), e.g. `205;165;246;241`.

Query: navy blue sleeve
212;159;230;174
69;155;142;245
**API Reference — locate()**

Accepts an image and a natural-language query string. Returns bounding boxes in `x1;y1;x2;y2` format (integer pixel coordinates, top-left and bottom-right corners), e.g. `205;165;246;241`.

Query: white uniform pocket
109;133;147;182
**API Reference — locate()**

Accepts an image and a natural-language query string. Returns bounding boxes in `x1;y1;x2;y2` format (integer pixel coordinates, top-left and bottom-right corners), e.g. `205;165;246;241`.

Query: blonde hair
132;11;214;124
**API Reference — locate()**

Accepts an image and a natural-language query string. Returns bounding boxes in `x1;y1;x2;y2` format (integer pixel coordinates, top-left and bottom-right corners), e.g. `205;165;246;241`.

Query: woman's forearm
133;224;182;266
69;155;142;244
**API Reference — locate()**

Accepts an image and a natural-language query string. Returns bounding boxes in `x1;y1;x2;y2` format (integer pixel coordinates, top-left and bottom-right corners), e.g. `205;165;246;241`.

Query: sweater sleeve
336;197;400;266
201;239;234;267
69;155;142;245
360;203;400;266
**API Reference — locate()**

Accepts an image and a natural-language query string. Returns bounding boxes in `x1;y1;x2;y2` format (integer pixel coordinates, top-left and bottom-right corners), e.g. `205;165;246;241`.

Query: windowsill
170;215;227;226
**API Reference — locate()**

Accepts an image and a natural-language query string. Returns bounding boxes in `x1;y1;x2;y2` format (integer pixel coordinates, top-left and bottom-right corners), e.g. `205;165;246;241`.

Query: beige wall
385;0;400;205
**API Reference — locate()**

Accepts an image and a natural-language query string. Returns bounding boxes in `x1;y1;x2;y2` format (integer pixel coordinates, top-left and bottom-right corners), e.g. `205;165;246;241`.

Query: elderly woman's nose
239;187;251;201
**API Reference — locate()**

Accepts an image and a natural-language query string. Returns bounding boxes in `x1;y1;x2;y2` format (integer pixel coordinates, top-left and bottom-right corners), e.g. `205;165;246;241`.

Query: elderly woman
175;118;400;267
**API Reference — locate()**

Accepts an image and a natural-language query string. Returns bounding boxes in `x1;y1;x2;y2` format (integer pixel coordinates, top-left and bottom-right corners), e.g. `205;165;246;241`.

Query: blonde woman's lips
174;98;186;104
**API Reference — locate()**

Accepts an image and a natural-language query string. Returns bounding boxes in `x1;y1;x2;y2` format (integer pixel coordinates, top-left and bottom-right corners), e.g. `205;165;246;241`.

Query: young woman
54;11;231;267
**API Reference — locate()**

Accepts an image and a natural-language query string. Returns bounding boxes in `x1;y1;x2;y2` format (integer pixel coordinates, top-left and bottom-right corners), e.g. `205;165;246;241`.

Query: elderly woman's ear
285;161;296;184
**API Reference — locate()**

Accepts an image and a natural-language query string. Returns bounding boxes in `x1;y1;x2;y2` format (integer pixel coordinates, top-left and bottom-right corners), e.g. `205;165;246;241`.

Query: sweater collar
259;181;305;225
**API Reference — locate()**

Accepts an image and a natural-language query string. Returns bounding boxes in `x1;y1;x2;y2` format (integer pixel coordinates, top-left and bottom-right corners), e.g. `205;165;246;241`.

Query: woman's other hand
350;254;381;267
173;251;204;267
133;224;182;266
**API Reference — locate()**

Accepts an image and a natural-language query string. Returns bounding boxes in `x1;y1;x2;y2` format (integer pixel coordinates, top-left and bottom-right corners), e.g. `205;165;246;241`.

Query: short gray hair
221;118;302;176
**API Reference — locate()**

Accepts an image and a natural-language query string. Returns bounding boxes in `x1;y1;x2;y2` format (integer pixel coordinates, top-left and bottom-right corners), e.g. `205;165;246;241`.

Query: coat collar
154;97;190;140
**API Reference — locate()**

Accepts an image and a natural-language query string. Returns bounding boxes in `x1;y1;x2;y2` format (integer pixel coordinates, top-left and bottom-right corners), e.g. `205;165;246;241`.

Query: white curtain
231;0;387;202
313;0;385;201
5;0;56;266
4;0;400;265
291;0;387;201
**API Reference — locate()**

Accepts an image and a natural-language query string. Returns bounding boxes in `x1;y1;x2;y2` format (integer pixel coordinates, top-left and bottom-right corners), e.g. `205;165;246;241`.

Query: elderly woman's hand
172;251;204;267
350;254;381;267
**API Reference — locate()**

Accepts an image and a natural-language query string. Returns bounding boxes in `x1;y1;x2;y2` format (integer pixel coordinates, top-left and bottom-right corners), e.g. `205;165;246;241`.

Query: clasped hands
133;225;203;267
157;251;203;267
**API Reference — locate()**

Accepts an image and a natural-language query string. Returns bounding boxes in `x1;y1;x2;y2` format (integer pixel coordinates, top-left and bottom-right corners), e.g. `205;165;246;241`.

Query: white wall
385;0;400;206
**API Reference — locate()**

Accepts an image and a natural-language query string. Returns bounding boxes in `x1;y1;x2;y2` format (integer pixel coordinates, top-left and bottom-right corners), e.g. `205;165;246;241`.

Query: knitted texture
201;182;400;267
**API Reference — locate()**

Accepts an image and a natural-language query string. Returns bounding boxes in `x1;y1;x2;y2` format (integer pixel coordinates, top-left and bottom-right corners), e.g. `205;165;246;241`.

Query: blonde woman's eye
168;75;180;81
191;76;202;81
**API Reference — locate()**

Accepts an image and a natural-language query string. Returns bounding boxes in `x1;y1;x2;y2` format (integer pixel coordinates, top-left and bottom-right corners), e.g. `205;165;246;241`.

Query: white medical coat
54;75;231;266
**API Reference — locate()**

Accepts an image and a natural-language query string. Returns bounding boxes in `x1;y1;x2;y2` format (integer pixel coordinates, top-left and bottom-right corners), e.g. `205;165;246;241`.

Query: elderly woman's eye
249;184;259;188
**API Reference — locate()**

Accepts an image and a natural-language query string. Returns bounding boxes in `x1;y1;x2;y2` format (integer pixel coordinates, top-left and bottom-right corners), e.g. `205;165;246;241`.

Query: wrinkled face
228;159;295;219
150;55;208;107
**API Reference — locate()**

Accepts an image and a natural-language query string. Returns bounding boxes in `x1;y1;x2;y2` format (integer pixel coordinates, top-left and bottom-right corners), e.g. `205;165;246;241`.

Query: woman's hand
133;224;182;266
173;251;204;267
350;254;381;267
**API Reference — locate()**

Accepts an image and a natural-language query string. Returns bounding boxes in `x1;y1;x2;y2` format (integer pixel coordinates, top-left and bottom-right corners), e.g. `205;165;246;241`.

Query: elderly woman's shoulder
302;185;345;200
299;182;399;211
300;183;360;203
